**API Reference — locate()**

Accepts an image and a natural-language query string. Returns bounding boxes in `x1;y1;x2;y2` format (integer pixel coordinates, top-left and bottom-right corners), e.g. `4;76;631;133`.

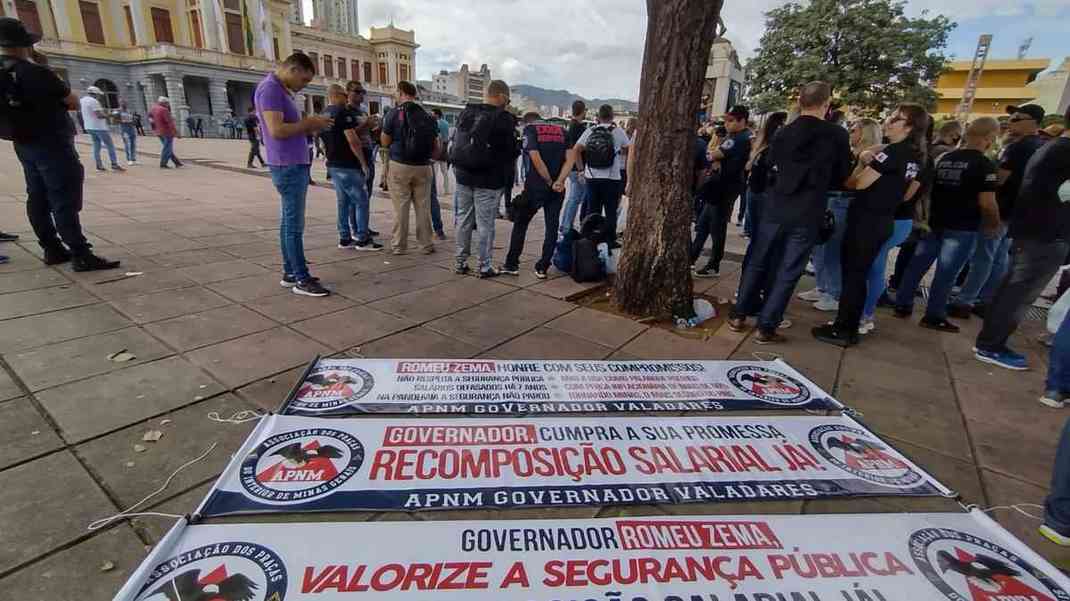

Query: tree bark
614;0;724;319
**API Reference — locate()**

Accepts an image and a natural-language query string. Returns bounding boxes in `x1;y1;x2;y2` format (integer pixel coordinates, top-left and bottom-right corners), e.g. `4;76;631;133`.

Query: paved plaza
0;134;1066;598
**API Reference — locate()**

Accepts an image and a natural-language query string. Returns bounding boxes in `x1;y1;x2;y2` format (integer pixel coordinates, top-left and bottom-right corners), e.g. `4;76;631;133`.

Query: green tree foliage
746;0;954;115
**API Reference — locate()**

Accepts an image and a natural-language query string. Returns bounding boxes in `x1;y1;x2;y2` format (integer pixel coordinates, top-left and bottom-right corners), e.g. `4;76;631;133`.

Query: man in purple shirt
255;53;333;297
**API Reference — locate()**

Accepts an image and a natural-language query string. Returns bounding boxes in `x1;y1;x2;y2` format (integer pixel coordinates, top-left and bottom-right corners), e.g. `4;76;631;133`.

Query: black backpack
398;102;437;163
571;238;605;283
0;59;25;142
450;107;499;170
585;124;617;169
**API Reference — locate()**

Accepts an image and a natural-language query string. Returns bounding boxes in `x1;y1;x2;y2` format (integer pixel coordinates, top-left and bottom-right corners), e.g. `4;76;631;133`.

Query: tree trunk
614;0;724;319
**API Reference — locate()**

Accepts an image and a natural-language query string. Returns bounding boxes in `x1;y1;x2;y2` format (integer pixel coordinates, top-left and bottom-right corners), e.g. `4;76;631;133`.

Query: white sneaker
128;160;138;165
813;295;840;312
797;288;824;302
859;318;876;335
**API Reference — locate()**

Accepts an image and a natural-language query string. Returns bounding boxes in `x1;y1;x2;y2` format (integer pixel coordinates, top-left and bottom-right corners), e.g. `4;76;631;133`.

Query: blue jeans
120;124;137;162
813;192;851;298
429;166;444;235
158;136;180;167
1048;310;1070;394
328;166;370;244
455;184;500;272
1045;414;1070;532
863;219;913;318
894;229;979;320
559;172;587;238
734;218;819;332
744;189;765;237
88;129;119;169
270;164;312;282
957;225;1010;306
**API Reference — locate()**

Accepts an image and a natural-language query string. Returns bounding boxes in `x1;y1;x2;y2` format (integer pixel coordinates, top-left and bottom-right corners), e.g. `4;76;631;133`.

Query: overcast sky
303;0;1070;100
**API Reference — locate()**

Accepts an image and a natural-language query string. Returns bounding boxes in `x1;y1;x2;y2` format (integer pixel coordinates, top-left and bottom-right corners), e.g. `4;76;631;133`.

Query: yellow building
934;58;1050;117
0;0;415;134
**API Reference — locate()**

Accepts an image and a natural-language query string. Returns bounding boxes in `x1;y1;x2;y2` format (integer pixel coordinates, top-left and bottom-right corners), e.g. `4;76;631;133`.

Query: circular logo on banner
290;365;375;412
726;365;811;406
240;428;365;504
910;527;1070;601
809;424;924;488
135;541;287;601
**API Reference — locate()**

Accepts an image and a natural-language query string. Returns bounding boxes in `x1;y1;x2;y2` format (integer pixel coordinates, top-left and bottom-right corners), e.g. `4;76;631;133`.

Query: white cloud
299;0;1069;101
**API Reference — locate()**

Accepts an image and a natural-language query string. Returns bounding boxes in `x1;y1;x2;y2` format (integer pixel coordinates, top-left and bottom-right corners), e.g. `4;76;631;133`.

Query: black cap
726;104;750;120
1006;103;1045;122
0;17;41;48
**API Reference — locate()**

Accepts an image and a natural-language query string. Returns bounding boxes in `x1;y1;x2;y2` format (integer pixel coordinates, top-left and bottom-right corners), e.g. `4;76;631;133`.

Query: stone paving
0;134;1066;599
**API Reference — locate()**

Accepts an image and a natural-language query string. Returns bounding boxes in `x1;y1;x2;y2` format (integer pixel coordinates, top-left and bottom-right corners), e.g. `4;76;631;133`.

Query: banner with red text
195;415;951;517
277;358;841;415
114;511;1070;601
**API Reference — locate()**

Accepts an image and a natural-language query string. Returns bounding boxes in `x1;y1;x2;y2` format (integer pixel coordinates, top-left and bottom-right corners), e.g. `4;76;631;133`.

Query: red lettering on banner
383;425;537;447
367;445;625;482
615;520;782;550
628;445;783;475
541;556;764;587
301;562;494;593
499;561;530;588
766;551;914;579
396;361;497;374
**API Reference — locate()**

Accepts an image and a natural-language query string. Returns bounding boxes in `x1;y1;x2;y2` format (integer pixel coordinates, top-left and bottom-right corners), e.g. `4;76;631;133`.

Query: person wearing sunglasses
812;104;928;347
953;103;1046;320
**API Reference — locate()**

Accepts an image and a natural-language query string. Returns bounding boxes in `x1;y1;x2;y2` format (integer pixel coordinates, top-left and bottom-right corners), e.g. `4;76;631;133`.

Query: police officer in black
1;17;118;271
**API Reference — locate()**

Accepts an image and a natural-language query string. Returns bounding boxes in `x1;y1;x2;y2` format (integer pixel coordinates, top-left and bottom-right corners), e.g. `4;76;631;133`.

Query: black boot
812;323;859;347
43;246;71;265
72;253;120;272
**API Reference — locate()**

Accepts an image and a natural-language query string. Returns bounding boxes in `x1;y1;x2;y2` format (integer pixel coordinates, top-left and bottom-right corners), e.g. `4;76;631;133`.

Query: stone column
208;77;232;137
174;1;192;46
109;0;131;46
163;73;190;137
48;0;77;40
278;13;292;57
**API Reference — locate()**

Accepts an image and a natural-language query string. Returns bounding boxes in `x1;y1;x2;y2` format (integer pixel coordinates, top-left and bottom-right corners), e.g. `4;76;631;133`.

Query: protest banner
195;414;951;517
277;358;842;415
115;511;1070;601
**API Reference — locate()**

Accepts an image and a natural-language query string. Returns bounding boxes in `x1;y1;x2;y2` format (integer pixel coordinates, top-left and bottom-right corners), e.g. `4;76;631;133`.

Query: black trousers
248;140;265;166
977;239;1070;352
14;140;90;255
582;178;622;242
505;187;564;271
691;193;737;270
835;208;894;332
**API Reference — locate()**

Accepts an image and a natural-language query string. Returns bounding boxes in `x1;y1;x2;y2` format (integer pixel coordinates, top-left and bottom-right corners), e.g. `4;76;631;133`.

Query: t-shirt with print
716;129;753;201
1009;137;1070;242
577;124;630;180
997;134;1046;220
254;72;307;166
895;154;934;220
854;140;921;217
522;122;567;193
929;148;998;232
323;104;363;170
79;96;108;130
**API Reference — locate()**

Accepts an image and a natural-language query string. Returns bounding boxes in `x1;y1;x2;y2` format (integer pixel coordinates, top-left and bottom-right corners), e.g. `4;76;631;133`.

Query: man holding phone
256;52;334;297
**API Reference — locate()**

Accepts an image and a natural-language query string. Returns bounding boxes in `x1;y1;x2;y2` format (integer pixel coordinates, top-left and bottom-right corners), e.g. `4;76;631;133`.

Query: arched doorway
93;78;120;109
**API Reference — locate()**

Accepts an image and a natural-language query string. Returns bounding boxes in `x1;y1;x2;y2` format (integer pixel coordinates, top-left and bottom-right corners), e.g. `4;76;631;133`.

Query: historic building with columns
0;0;415;135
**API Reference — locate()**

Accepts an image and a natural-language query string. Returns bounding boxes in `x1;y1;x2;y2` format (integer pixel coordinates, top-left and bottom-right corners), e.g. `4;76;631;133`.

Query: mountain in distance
510;84;638;113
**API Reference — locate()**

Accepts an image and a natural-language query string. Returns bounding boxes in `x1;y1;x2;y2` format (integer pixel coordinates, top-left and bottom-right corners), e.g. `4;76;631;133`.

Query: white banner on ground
278;358;842;415
196;414;951;517
115;511;1070;601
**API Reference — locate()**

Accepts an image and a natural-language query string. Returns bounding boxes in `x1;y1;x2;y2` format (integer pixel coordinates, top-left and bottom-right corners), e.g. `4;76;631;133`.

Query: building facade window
80;1;106;44
399;63;409;82
123;5;136;44
338;58;345;80
151;7;174;44
351;59;359;82
93;78;119;108
323;54;333;78
189;9;203;48
378;62;387;85
224;12;244;54
363;61;371;83
15;0;42;36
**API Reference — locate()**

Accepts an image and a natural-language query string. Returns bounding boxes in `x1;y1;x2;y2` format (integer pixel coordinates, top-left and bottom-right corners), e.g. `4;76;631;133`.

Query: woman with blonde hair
799;117;881;308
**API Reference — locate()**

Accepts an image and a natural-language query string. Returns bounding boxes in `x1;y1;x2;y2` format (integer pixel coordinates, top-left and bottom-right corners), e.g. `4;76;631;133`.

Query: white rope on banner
207;410;265;424
87;443;218;531
960;501;1044;521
